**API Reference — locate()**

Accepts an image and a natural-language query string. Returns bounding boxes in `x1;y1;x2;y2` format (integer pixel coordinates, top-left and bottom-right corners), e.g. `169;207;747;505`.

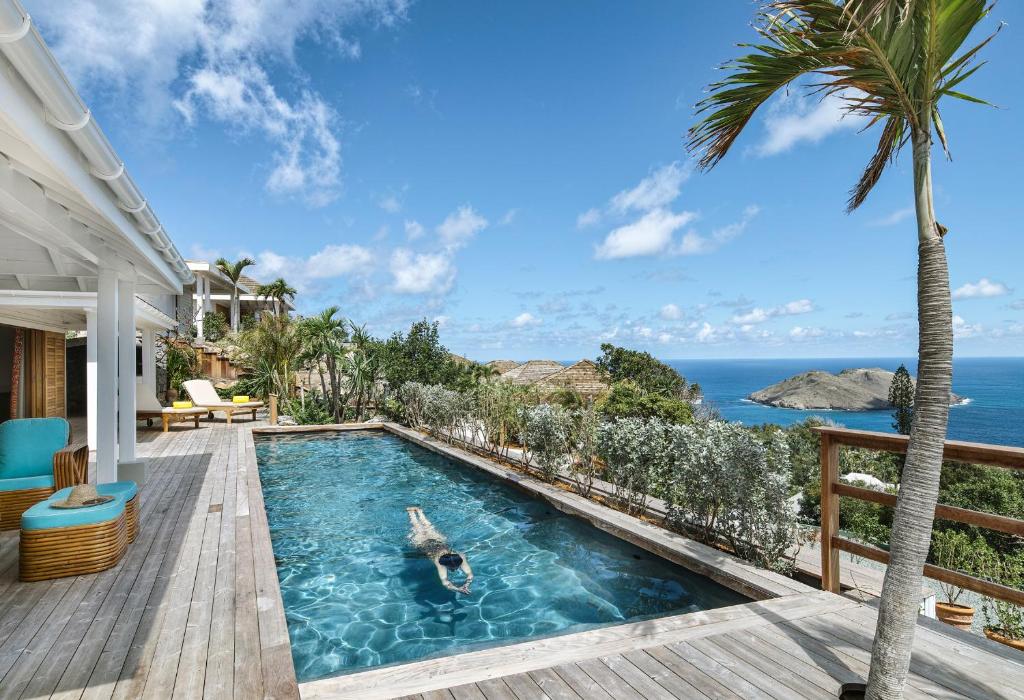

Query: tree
595;343;693;399
596;380;693;425
215;257;256;333
297;307;348;421
376;320;464;393
256;278;297;316
889;364;915;435
687;3;998;697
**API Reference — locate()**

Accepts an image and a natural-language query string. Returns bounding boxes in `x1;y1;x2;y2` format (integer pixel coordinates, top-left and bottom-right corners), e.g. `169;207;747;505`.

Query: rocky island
748;367;964;411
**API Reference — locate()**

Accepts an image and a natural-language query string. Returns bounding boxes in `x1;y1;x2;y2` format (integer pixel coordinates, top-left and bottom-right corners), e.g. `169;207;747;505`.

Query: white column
118;279;145;484
141;327;156;393
96;268;118;483
195;276;205;342
86;309;97;451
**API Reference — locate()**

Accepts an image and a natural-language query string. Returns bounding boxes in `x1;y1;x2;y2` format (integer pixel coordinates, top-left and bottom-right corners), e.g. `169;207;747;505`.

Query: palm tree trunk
867;130;953;700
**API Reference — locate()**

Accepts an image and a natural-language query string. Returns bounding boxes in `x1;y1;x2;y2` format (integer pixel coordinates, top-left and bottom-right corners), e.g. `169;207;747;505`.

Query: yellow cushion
232;395;250;404
172;401;194;409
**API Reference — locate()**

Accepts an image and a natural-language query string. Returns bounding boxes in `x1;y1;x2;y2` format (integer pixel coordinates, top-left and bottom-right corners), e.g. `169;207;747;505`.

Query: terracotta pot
984;627;1024;652
936;602;975;631
838;682;866;700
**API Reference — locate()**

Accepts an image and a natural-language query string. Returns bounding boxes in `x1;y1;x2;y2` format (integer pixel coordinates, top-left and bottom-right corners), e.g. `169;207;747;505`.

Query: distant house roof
485;360;521;375
500;360;565;385
534;359;610;397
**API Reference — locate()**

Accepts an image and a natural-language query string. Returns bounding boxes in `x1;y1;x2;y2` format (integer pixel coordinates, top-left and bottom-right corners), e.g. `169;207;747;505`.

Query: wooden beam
833;536;1024;606
812;426;1024;470
819;433;840;594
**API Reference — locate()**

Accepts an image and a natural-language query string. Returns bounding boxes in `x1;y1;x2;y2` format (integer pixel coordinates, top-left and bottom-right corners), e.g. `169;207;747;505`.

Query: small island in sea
747;367;964;411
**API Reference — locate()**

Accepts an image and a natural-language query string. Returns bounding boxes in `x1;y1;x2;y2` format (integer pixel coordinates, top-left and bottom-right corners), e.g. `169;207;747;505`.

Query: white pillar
195;276;205;342
141;327;156;393
86;309;97;451
118;279;145;484
96;268;118;484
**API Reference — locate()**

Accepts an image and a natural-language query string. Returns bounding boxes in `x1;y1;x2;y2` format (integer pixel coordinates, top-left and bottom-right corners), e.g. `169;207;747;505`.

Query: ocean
664;357;1024;447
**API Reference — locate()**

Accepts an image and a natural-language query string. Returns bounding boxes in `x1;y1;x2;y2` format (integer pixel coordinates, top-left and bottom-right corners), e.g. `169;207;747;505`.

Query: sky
26;1;1024;361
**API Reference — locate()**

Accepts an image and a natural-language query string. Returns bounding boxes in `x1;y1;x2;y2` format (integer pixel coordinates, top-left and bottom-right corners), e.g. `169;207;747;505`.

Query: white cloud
576;208;602;229
731;298;814;324
696;322;717;343
437;205;488;250
511;312;541;328
660;303;683;321
499;209;518;225
378;194;402;213
790;326;825;340
595;209;696;260
870;206;915;227
189;242;222;262
953;315;983;338
304;244;374;279
404;219;426;240
676;205;759;256
756;91;867;157
390;249;455;295
952;278;1011;300
658;332;673;344
249;243;373;290
610;162;689;214
30;0;410;207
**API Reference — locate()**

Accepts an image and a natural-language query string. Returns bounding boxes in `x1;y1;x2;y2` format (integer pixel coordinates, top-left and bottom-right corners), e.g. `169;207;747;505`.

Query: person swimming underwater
406;507;474;594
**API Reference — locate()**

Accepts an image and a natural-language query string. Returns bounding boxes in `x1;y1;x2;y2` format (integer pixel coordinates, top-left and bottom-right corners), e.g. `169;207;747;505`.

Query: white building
0;0;193;485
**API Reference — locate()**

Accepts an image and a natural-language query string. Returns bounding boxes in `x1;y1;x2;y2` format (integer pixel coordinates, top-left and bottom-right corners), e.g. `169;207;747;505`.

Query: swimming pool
255;430;748;682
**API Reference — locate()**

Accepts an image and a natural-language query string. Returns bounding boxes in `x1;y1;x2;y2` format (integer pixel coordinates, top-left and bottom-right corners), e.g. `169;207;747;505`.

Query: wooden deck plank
665;642;774;700
549;663;615;700
575;657;645;700
474;677;518;700
500;672;550;700
526;667;581;700
688;635;824;700
448;682;488;700
642;645;744;700
204;425;238;698
601;653;694;699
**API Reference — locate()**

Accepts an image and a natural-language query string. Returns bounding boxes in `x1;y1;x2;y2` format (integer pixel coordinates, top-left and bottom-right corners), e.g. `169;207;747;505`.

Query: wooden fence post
820;432;841;593
269;394;278;426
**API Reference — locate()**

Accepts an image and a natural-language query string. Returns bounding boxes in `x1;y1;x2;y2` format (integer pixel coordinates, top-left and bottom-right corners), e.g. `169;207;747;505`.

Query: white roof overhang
0;1;193;296
0;289;176;332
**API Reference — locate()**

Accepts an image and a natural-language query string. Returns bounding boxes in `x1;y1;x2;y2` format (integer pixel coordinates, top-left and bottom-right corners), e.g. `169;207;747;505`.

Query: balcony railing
814;426;1024;606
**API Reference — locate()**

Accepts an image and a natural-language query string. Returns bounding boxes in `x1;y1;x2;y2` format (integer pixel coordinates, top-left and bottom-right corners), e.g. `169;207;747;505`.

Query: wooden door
25;329;67;418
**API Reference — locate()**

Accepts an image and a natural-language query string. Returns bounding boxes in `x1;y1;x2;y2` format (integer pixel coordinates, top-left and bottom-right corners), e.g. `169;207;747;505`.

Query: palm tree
686;3;998;698
215;257;256;333
297;307;348;419
256;278;297;316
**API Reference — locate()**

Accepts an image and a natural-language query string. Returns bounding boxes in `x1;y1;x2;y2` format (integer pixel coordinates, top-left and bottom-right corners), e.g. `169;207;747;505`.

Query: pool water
255;431;748;682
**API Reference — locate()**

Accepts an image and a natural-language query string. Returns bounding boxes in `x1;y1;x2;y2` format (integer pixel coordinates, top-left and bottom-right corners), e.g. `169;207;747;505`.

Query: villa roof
485;360;521;375
500;360;565;385
534;359;610;397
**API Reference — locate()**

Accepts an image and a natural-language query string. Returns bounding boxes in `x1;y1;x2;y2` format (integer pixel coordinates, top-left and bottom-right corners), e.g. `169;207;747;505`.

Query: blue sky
29;1;1024;360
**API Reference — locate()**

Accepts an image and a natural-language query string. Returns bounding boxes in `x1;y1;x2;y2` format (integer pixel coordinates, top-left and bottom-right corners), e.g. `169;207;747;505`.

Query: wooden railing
815;426;1024;606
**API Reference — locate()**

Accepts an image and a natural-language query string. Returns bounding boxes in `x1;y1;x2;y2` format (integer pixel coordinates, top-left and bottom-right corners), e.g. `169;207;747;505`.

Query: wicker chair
0;418;88;530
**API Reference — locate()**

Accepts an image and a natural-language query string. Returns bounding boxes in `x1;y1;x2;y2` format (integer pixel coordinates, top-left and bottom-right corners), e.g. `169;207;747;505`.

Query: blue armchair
0;418;87;529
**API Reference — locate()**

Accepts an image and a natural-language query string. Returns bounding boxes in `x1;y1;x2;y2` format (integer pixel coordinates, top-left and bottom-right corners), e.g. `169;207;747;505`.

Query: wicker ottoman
19;481;139;581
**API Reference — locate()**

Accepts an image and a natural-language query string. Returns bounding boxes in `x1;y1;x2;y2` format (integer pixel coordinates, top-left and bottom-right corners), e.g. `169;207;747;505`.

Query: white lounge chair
137;387;208;432
182;380;264;425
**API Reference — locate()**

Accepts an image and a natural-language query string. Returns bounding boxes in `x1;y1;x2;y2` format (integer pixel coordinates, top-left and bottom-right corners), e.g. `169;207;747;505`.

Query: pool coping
251;422;824;699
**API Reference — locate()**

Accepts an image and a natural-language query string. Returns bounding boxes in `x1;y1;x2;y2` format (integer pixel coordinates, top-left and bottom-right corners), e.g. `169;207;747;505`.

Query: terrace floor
0;421;1021;699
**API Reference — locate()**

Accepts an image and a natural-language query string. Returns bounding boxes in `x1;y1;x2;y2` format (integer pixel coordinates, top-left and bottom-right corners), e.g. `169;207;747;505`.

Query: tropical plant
235;313;301;398
567;406;602;497
521;404;572;481
281;391;333;426
930;529;991;605
297;307;349;421
473;380;538;459
595;343;694;399
687;2;999;694
163;336;200;395
256;278;297;316
215;257;256;333
202;310;228;343
596;380;693;424
981;553;1024;641
596;417;672;516
889;364;915;435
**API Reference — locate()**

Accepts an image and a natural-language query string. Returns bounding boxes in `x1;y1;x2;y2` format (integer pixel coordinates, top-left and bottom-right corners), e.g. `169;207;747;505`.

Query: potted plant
930;530;987;630
982;555;1024;651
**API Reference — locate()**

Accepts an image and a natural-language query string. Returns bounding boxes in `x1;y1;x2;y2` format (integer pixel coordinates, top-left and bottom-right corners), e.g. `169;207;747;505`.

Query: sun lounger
182;379;264;424
137;386;208;432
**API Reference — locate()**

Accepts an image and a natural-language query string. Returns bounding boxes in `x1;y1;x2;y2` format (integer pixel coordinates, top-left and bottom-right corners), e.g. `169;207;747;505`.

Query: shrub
203;311;228;342
282;393;333;425
164;338;200;395
930;529;993;605
668;420;796;573
521;404;572;481
596;380;693;424
567;406;601;496
596;418;672;516
982;553;1024;640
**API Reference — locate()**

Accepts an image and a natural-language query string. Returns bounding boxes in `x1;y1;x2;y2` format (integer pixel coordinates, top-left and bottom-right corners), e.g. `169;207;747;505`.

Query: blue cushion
0;474;54;492
100;481;138;502
22;492;125;531
0;418;69;480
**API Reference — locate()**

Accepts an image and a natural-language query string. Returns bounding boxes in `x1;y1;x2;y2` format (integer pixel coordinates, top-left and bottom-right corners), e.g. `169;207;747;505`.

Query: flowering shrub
596;418;673;515
520;404;572;481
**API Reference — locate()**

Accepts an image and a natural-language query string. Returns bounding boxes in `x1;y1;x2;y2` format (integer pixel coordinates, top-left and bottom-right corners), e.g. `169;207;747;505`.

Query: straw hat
52;484;114;509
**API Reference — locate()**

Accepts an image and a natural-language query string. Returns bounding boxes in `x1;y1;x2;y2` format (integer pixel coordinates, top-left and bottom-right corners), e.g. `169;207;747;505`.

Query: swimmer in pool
406;507;474;594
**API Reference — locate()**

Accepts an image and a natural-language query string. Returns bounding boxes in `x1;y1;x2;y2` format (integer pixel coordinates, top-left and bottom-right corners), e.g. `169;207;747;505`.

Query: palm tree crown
215;257;256;332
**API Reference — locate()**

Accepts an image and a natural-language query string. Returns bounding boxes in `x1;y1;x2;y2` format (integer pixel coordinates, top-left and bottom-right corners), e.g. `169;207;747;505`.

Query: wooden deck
0;420;297;699
1;423;1022;699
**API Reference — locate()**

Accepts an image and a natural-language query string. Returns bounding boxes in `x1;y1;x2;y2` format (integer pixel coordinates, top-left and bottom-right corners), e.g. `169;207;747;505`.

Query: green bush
203;311;228;342
164;338;200;395
282;393;333;425
596;380;693;424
